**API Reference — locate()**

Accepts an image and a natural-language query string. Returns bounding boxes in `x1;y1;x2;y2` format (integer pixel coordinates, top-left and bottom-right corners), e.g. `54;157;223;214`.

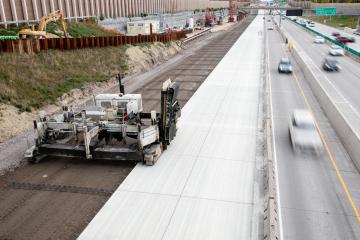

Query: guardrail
182;28;211;44
0;30;191;54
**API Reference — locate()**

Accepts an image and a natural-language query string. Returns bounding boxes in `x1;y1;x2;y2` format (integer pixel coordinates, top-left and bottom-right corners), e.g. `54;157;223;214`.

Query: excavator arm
19;10;67;38
38;10;68;37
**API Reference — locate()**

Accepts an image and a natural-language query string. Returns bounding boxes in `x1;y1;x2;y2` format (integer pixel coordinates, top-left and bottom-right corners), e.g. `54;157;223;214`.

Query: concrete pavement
79;15;265;240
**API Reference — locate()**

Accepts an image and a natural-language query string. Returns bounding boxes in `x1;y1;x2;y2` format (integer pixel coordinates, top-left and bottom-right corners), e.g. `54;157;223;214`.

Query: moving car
298;20;306;26
308;22;315;27
344;36;355;43
335;36;350;44
329;45;344;56
322;58;340;71
278;58;293;73
332;32;340;37
268;26;274;30
289;109;323;155
314;36;325;44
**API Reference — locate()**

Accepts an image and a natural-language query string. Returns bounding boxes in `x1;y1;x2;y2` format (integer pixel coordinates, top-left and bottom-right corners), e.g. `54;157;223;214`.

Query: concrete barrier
264;22;281;240
278;26;360;172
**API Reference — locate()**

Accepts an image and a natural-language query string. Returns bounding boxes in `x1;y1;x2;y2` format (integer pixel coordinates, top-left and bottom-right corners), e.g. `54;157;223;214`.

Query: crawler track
0;16;255;240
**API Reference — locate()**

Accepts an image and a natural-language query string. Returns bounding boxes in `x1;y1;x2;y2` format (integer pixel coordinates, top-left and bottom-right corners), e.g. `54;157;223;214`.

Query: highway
266;18;360;239
296;17;360;52
0;16;256;240
2;8;360;239
279;17;360;116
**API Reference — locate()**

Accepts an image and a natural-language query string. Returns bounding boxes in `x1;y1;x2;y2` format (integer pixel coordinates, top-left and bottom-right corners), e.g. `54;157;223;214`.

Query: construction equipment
205;8;216;27
229;0;235;23
18;10;68;39
24;76;181;166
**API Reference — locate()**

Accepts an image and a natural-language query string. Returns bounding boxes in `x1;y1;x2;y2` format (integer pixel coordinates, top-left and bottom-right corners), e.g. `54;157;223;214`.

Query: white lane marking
266;23;285;240
283;22;360;119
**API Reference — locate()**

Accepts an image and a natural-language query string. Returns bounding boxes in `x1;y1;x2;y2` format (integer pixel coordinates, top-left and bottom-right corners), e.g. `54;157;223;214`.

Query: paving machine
25;77;181;165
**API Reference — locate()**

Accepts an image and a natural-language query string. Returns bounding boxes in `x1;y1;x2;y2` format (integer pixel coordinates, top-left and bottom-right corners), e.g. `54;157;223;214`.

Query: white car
268;26;274;30
289;109;323;155
308;22;315;27
329;45;344;56
314;36;325;44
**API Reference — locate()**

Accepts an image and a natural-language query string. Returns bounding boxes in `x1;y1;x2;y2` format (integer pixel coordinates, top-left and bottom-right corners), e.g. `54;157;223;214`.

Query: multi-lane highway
266;17;360;240
279;17;360;116
2;8;360;239
296;17;360;52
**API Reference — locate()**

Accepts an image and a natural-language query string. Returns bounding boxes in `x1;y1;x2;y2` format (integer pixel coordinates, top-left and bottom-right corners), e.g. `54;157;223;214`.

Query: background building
0;0;231;25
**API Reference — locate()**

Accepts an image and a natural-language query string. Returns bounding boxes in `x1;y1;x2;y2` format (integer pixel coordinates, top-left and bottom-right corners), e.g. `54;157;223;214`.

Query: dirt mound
126;42;182;74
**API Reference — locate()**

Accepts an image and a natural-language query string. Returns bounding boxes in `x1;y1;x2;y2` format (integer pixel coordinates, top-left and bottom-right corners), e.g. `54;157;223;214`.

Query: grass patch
0;28;19;36
0;46;128;111
66;21;115;37
307;15;358;29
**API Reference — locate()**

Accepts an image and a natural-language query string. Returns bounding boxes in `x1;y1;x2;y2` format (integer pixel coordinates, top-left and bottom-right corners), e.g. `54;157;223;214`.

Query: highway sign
286;9;303;16
316;8;336;16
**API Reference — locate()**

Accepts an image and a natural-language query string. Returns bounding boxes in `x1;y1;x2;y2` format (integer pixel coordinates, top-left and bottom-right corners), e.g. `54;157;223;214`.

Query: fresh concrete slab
78;15;264;240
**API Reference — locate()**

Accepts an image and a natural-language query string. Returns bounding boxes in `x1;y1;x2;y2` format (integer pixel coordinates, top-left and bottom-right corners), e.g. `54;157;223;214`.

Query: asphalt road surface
281;18;360;116
266;18;360;240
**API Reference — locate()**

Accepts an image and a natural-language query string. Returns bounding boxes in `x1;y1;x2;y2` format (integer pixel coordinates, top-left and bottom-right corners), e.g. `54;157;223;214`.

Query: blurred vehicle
289;109;323;155
344;36;355;43
298;20;306;26
332;32;340;37
308;22;315;27
314;36;325;44
278;58;293;73
329;45;344;56
322;58;340;71
335;36;350;44
267;19;271;22
268;26;274;30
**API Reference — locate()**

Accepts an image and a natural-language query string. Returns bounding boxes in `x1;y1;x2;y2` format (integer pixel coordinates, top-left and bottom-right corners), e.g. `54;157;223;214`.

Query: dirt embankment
0;41;182;143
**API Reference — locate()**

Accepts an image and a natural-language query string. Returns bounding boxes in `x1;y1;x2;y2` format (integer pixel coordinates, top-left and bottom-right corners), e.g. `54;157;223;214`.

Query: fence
0;30;190;54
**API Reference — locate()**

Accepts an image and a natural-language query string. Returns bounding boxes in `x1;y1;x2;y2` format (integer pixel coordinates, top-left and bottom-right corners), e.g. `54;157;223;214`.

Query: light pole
330;0;333;23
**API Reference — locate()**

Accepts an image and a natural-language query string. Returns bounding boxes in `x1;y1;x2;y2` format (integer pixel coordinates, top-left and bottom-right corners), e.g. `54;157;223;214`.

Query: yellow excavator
19;10;68;38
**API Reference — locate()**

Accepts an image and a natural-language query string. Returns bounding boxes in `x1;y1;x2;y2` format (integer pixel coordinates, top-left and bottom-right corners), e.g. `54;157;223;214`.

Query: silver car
314;36;325;44
289;109;323;155
329;45;344;56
